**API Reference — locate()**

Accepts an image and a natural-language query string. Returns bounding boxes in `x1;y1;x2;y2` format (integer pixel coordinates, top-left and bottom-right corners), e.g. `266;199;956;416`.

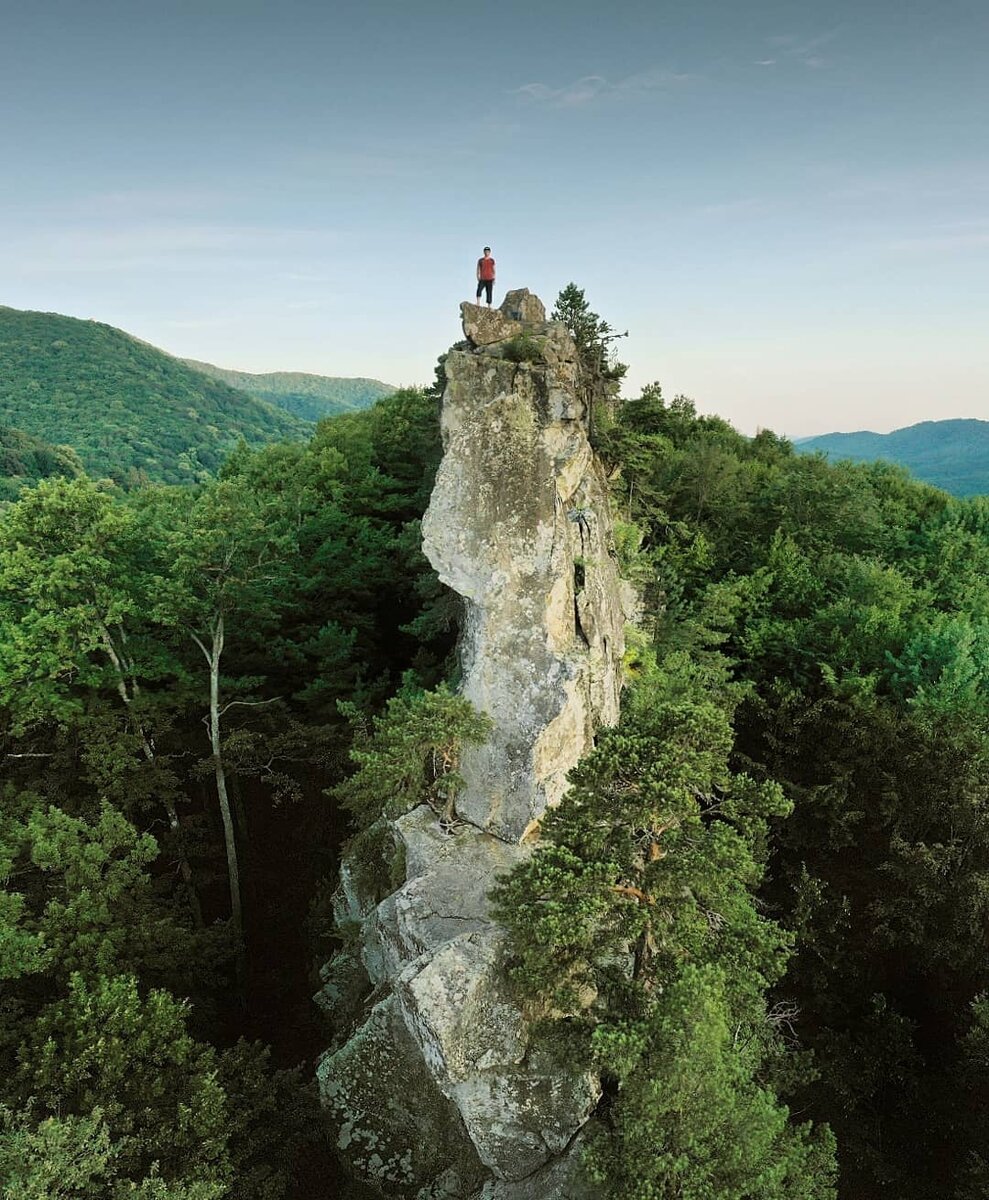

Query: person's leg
476;280;484;301
484;280;493;306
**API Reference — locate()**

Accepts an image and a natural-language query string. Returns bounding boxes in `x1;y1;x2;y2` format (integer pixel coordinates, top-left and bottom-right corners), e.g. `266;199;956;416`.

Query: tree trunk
100;624;203;927
230;772;249;851
207;614;243;941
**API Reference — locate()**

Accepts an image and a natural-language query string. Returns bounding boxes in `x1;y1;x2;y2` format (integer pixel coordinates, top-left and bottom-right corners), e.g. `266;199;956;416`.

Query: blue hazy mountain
796;419;989;498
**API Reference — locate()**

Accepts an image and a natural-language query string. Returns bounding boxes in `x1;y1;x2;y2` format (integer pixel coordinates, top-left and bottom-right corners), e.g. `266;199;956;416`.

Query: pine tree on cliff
493;636;837;1199
552;284;627;442
552;283;628;383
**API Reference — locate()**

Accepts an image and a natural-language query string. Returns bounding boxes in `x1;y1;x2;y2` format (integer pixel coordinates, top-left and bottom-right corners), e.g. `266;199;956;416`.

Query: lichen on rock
318;993;486;1198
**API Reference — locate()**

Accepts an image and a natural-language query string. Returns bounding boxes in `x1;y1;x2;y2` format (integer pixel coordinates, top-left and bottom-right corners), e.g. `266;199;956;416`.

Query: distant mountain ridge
0;306;308;486
182;359;394;422
796;418;989;498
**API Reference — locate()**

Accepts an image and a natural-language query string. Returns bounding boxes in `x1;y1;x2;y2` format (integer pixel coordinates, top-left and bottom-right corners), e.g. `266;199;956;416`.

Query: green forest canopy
0;385;447;1199
0;306;308;487
0;423;83;502
3;295;989;1197
182;359;395;423
797;417;989;498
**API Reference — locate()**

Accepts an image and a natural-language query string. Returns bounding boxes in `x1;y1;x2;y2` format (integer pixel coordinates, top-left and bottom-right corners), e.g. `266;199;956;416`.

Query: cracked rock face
317;992;486;1197
318;291;627;1199
396;927;600;1179
423;289;626;841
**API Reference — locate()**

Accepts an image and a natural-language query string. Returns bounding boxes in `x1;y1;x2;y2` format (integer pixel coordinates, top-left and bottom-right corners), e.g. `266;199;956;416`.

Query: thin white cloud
515;76;608;106
765;28;842;69
615;67;694;93
513;68;693;108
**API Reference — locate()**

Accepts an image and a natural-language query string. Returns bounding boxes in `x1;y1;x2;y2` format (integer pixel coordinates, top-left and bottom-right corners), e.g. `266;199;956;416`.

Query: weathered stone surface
470;1136;594;1199
498;288;546;324
313;947;370;1035
325;804;599;1189
318;994;486;1199
373;807;527;977
319;291;628;1197
462;290;550;345
461;303;524;346
332;859;377;929
397;930;600;1180
417;1169;476;1199
422;309;626;841
329;858;389;988
397;931;525;1082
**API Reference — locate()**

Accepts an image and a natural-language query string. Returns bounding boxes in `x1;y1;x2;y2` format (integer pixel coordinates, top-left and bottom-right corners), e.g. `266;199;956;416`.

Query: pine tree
493;649;836;1199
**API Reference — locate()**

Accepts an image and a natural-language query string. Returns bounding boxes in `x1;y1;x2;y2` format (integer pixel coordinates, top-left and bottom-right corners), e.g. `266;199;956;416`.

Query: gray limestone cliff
317;290;629;1200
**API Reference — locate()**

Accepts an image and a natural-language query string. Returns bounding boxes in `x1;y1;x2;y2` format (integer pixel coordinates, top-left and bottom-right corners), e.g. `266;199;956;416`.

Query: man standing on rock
475;246;496;307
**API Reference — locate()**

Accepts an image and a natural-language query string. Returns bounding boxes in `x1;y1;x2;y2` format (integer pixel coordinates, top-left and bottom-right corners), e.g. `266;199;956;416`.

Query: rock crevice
318;290;628;1198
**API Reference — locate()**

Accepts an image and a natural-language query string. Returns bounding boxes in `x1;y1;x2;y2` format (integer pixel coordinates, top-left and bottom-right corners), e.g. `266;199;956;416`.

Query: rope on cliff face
568;506;593;536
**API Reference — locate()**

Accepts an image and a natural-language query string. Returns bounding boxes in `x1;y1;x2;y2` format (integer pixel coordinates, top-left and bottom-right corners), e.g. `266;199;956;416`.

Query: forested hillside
797;418;989;497
0;424;84;501
565;387;989;1198
183;359;394;422
0;385;448;1198
0;307;308;486
3;303;989;1196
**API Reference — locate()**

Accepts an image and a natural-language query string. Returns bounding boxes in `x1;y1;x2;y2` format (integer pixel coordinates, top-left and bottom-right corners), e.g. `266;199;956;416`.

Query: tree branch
217;696;282;719
188;629;212;665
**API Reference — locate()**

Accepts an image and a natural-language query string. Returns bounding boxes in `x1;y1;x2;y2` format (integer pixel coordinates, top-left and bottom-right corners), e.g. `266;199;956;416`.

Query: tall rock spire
422;289;625;842
318;290;629;1199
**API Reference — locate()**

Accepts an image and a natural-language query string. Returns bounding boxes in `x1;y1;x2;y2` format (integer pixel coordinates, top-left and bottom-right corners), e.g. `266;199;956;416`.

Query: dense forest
2;292;989;1197
0;424;84;501
182;361;395;423
0;383;449;1197
0;307;307;486
495;373;989;1198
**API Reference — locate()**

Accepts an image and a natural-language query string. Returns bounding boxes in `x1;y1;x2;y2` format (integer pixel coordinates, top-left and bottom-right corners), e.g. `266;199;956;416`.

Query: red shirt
477;256;496;281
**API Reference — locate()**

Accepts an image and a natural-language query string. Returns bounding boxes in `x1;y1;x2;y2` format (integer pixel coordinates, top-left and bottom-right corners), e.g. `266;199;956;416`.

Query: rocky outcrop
317;992;487;1196
318;290;628;1199
423;290;625;841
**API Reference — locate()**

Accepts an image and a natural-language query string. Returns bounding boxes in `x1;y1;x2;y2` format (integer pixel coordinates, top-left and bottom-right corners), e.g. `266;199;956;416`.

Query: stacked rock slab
317;290;627;1199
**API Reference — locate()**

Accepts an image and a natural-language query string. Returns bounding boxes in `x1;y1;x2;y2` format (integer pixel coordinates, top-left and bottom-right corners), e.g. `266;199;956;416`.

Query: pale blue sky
2;0;986;435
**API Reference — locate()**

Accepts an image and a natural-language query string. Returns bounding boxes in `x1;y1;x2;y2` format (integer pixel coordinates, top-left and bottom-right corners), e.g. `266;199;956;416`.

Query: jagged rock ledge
317;290;628;1199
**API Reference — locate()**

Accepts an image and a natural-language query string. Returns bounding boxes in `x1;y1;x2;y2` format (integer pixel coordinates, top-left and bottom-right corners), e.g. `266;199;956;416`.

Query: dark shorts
476;279;493;303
